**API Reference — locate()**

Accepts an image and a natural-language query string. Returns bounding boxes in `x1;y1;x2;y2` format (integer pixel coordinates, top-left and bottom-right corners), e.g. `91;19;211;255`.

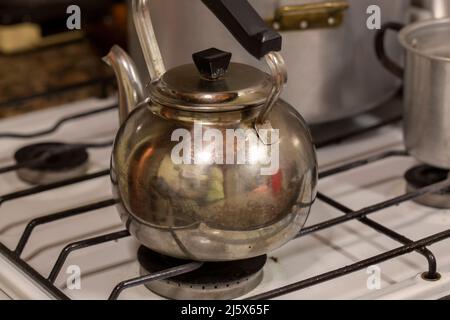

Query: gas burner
138;246;266;300
405;165;450;209
14;142;89;185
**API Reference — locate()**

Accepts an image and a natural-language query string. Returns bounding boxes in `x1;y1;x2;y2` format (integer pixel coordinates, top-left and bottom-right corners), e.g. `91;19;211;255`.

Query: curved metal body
111;99;317;261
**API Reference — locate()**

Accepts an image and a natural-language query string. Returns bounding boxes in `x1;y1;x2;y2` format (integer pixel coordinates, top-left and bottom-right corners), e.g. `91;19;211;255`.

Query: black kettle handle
375;22;405;79
201;0;282;59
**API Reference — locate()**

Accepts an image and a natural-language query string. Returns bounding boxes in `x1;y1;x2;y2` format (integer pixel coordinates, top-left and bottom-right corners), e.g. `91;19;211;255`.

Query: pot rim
399;17;450;63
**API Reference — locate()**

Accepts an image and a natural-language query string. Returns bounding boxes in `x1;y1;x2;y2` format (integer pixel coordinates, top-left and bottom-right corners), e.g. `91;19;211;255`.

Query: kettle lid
149;48;274;112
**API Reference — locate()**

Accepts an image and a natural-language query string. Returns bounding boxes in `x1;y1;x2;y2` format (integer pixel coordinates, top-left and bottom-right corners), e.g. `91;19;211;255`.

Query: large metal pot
376;18;450;169
128;0;408;124
410;0;450;20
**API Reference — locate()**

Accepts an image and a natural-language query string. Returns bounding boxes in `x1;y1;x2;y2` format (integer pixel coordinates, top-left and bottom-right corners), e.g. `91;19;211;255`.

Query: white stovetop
1;97;450;300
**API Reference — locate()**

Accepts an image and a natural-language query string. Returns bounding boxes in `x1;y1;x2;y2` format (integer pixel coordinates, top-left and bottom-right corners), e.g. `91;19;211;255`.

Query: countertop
0;39;113;119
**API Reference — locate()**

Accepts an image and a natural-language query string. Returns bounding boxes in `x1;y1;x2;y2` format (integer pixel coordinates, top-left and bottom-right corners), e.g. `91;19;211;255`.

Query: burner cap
405;165;450;208
138;246;266;300
14;142;89;185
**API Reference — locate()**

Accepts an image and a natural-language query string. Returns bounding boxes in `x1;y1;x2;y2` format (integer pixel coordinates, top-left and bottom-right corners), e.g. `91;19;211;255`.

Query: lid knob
193;48;232;80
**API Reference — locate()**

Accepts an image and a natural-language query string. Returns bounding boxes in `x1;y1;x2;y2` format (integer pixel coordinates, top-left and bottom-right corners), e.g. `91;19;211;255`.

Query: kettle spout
103;45;146;125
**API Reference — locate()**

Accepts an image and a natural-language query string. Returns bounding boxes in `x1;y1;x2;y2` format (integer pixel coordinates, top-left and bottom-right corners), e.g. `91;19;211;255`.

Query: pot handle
201;0;282;59
201;0;287;125
269;1;349;31
375;22;405;79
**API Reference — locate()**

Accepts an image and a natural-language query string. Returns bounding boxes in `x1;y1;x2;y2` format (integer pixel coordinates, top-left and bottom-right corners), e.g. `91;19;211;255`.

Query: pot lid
149;48;273;112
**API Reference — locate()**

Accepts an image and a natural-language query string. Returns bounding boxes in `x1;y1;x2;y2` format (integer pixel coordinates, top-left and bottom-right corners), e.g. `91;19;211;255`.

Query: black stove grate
1;103;450;300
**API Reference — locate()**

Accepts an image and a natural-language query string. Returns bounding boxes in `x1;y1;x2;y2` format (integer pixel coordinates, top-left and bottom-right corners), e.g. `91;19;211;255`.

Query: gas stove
1;95;450;300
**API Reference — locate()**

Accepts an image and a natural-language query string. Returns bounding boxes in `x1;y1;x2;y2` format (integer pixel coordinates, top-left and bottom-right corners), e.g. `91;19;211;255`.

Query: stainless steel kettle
104;0;318;262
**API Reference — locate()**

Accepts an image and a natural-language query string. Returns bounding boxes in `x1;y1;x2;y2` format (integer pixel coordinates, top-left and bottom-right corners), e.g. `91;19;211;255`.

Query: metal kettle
103;0;318;261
